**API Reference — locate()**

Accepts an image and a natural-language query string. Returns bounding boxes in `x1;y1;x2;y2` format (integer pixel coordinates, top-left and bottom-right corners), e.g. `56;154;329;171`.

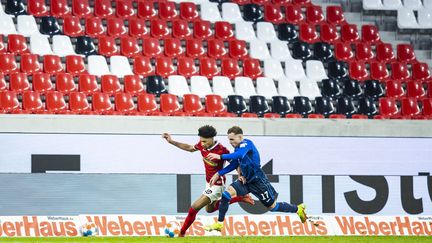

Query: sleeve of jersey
218;159;239;176
220;144;249;161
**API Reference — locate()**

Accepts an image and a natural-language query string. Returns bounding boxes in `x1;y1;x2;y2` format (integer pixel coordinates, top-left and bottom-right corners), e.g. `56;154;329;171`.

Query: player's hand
206;153;221;160
209;173;220;186
162;133;172;143
238;176;246;184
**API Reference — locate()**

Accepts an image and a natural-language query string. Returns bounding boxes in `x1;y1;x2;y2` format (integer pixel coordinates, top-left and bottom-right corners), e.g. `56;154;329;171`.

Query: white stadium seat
285;59;307;82
306;60;328;82
30;34;53;55
168;75;190;97
235;76;257;98
256;22;278;43
52;35;76;57
200;2;222;22
264;59;285;81
212;76;235;98
278;77;300;99
222;3;244;23
257;77;278;99
88;55;111;76
249;40;271;59
110;56;133;78
190;75;213;98
235;22;256;41
17;15;39;37
270;40;293;61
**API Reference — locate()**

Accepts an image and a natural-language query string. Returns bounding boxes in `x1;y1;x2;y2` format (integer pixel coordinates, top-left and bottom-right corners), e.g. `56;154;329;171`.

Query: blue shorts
231;177;278;207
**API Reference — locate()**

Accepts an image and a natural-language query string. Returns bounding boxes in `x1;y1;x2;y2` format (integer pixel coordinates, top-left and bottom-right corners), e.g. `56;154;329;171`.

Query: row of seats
349;61;430;82
397;8;432;29
363;0;432;11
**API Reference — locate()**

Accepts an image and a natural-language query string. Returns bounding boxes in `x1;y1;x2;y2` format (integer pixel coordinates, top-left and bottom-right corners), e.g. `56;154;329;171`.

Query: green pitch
0;236;428;243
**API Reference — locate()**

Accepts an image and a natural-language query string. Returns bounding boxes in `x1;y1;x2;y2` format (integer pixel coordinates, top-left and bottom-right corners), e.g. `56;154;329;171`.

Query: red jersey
194;141;230;186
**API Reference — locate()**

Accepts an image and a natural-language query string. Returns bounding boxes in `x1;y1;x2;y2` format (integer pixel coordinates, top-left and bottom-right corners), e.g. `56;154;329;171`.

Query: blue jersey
218;138;265;183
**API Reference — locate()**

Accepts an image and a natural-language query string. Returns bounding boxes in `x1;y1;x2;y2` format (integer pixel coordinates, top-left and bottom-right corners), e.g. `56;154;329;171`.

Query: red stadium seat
56;73;77;94
299;23;319;43
85;17;106;38
120;36;141;58
33;73;53;94
391;62;410;81
155;57;176;78
46;91;69;114
115;93;137;115
401;97;421;118
264;5;284;24
28;0;49;17
142;38;162;57
98;36;119;57
326;6;346;25
351;114;369;119
320;23;340;44
397;44;416;63
422;98;432;118
229;40;248;59
51;0;71;17
208;39;228;59
92;92;114;115
72;0;92;18
199;58;220;79
137;93;160;115
78;74;99;95
194;20;213;39
0;91;20;113
177;57;197;78
412;62;430;81
94;0;114;18
164;38;184;58
159;1;178;20
334;42;354;62
205;94;227;114
150;19;170;38
370;61;390;81
243;58;263;79
286;5;305;25
43;55;64;74
107;18;128;37
22;91;44;114
221;58;241;80
116;0;135;18
376;43;395;63
7;34;29;55
306;5;325;25
9;73;30;93
385;80;405;99
101;75;122;95
361;25;381;45
124;75;144;96
341;24;360;43
379;97;400;118
183;94;206;115
172;19;193;39
215;21;235;40
133;56;154;76
0;74;6;91
160;93;184;115
66;55;87;75
406;81;426;99
63;16;84;37
69;92;92;114
20;54;41;74
349;61;369;81
355;42;375;62
128;18;148;38
137;1;157;19
179;2;199;21
186;39;205;58
293;0;312;6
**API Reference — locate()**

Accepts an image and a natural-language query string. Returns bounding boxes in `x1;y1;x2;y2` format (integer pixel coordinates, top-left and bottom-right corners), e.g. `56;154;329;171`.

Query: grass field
0;236;429;243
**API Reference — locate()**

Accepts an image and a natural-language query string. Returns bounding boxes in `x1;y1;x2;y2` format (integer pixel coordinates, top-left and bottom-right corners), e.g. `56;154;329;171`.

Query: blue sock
218;191;231;222
270;202;298;213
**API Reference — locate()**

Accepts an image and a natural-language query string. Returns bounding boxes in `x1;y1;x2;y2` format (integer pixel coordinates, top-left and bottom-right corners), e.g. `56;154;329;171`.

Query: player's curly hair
198;125;217;138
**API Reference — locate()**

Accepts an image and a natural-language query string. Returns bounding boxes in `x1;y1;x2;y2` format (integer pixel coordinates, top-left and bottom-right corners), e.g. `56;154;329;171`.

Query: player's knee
205;206;213;213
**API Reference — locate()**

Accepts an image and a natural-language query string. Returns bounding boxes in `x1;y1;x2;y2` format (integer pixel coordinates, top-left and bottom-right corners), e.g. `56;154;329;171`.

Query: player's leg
179;195;211;237
207;193;255;213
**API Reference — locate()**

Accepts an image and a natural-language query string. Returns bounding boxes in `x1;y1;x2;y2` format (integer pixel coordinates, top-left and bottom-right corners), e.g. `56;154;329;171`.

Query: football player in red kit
162;125;254;237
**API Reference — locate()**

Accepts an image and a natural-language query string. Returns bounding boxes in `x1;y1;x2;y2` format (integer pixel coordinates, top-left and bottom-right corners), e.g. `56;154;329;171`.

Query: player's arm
209;159;239;186
162;133;197;152
206;143;250;161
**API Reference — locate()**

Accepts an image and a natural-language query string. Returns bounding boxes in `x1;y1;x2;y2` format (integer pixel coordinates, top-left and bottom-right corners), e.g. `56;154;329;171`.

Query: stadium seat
221;59;241;80
151;19;170;39
123;75;144;96
293;96;313;117
183;94;206;116
92;92;114;115
72;0;92;18
313;42;334;62
343;79;363;99
278;77;300;99
272;96;292;117
0;74;6;91
320;23;340;44
30;35;53;55
314;96;336;117
306;5;325;25
177;57;198;78
418;9;432;28
17;15;39;37
137;1;156;19
78;74;99;95
270;40;292;61
363;0;384;10
51;0;71;17
249;95;272;117
208;39;228;59
186;39;205;58
52;35;76;57
227;95;248;115
98;36;119;57
406;81;426;99
277;23;298;43
243;4;264;22
115;93;137;115
335;42;355;62
412;62;431;81
168;75;190;98
379;97;400;118
349;61;369;81
205;94;227;115
397;44;416;63
107;18;128;38
46;91;68;114
137;93;160;115
285;59;307;82
358;96;379;118
0;91;20;113
361;25;381;45
364;80;385;99
69;92;92;114
56;73;77;94
200;58;220;79
257;22;278;43
33;73;53;93
75;36;97;56
22;91;44;114
291;41;313;61
63;16;84;37
212;76;235;98
286;4;304;25
305;60;328;82
200;2;221;22
355;43;375;62
0;53;18;74
385;80;405;99
422;98;432;118
256;77;278;99
159;1;179;20
222;3;243;23
143;38;162;57
180;2;199;21
194;20;213;40
94;0;114;18
129;18;148;38
397;8;419;29
88;55;110;76
370;61;390;81
120;37;141;58
326;6;346;25
249;39;271;59
391;62;411;81
235;77;257;98
39;16;62;36
264;5;284;24
0;15;17;35
133;56;153;76
160;93;185;115
341;24;360;43
20;54;41;74
190;76;212;98
116;0;135;18
328;61;349;81
156;57;176;78
299;79;321;100
9;73;30;93
299;23;319;44
28;0;49;17
321;78;342;99
7;34;29;54
146;75;167;96
235;22;256;41
264;59;285;80
172;20;192;39
85;17;105;38
400;97;421;118
376;43;396;63
336;96;356;118
101;75;122;95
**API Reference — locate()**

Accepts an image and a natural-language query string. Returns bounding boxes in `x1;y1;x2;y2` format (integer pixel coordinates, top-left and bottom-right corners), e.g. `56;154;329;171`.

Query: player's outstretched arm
162;133;196;152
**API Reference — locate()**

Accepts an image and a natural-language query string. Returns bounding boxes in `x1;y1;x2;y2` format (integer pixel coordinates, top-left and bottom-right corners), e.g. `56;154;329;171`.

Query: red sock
210;196;244;213
180;207;198;235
